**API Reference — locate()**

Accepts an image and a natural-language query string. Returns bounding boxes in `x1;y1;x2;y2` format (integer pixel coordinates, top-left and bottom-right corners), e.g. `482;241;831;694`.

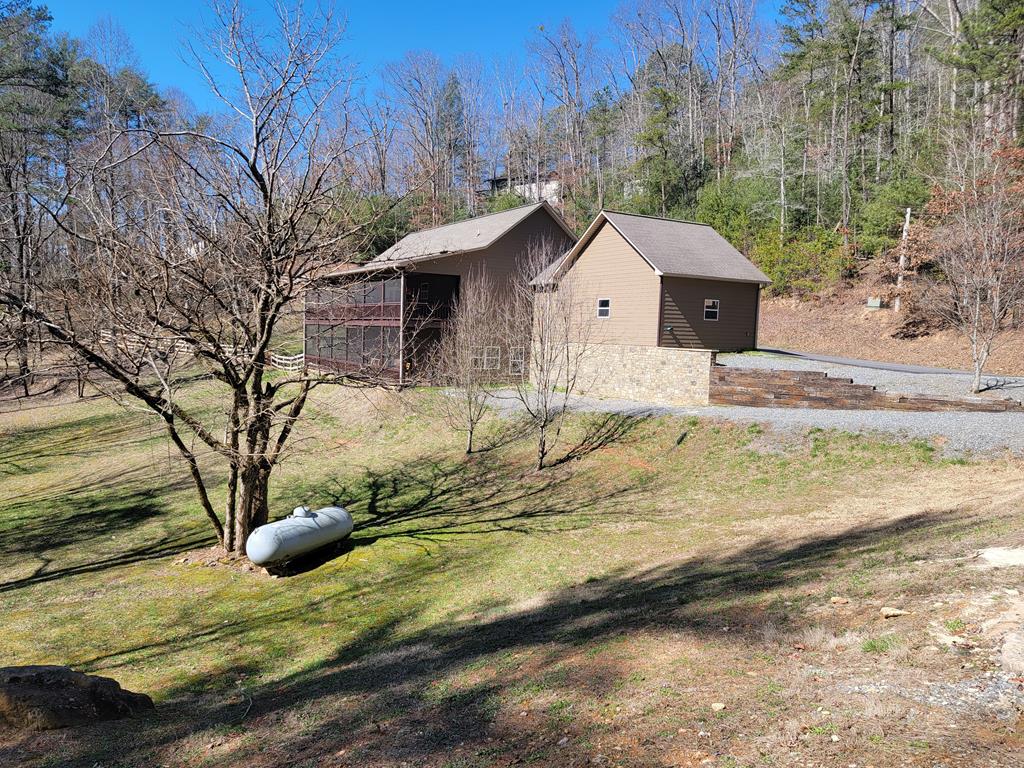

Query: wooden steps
709;367;1023;413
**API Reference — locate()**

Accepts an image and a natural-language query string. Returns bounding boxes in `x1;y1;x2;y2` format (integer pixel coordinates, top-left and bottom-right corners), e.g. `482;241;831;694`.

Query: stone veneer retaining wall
573;344;714;406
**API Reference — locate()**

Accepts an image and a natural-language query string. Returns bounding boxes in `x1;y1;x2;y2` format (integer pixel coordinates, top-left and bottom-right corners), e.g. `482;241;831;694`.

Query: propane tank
245;505;354;565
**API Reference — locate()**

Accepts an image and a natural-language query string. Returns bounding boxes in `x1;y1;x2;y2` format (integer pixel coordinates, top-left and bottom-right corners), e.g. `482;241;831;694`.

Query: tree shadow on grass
470;413;534;454
0;410;151;475
303;445;641;551
552;411;647;466
31;506;973;767
0;467;180;556
248;411;648;575
256;441;647;574
0;472;210;594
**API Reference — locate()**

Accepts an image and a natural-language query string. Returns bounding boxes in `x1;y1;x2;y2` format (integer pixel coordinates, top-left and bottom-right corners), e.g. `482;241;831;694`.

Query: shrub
694;176;778;254
861;634;900;654
486;191;528;213
751;228;853;296
856;175;930;256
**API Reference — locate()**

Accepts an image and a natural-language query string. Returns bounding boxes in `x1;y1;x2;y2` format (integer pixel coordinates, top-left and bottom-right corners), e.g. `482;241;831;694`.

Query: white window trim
704;298;720;321
596;298;611;319
483;346;500;371
471;345;501;371
508;346;525;375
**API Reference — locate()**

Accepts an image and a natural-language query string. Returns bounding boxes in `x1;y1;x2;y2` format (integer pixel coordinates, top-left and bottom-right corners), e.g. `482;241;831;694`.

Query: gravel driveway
486;388;1024;457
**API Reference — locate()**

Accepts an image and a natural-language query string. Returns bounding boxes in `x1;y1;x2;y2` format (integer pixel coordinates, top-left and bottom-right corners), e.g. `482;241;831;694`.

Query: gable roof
534;210;770;286
332;201;575;276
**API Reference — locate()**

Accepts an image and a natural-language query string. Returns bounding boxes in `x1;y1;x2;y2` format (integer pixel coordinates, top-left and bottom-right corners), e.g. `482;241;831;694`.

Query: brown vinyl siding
306;205;576;383
413;205;575;287
659;277;760;352
569;221;661;346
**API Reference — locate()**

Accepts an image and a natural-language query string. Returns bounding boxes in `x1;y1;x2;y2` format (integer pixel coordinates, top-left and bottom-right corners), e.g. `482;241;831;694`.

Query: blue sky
43;0;625;110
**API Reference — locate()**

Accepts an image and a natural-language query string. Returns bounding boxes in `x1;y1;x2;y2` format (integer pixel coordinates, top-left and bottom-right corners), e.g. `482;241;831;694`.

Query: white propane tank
245;505;354;565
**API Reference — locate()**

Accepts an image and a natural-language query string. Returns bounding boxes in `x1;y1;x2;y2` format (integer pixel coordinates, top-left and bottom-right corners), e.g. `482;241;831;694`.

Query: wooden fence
99;331;305;372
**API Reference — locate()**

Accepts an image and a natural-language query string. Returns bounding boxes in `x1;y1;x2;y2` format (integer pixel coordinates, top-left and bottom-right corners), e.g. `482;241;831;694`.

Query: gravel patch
717;352;1024;402
486;390;1024;457
843;673;1024;721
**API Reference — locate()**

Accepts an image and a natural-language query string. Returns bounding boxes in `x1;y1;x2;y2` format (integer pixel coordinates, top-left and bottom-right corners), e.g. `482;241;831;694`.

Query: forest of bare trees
3;0;1021;328
368;0;1022;259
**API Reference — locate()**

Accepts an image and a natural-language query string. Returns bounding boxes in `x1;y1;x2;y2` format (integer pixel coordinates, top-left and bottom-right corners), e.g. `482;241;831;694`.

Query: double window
704;299;720;321
471;346;501;371
596;298;611;318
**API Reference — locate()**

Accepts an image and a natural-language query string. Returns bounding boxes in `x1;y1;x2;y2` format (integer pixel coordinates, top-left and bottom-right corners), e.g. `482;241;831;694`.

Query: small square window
704;299;720;321
596;298;611;318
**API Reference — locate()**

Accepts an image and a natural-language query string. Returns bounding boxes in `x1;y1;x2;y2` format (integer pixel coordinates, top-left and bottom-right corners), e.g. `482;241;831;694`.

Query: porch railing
305;302;402;323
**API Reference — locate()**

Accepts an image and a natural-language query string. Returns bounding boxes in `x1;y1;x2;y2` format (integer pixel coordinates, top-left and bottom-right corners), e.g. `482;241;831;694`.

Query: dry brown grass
760;294;1024;375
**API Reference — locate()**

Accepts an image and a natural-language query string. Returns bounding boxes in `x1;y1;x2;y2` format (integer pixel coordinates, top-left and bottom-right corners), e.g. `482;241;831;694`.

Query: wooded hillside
365;0;1023;296
3;0;1022;273
1;0;1023;388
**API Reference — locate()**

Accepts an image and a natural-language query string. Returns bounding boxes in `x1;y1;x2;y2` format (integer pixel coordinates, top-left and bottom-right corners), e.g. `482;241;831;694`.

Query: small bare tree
504;238;593;470
921;145;1024;392
434;269;502;454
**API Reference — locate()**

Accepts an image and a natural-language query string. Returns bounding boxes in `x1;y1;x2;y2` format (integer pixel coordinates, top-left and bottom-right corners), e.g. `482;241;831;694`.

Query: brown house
535;210;770;352
304;202;576;383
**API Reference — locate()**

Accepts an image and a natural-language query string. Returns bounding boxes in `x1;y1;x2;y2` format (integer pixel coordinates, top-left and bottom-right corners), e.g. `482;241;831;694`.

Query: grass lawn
1;385;1023;767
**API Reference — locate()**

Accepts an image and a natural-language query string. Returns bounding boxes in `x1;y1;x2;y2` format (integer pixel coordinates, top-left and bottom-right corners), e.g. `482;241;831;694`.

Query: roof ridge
602;209;713;228
396;201;544;238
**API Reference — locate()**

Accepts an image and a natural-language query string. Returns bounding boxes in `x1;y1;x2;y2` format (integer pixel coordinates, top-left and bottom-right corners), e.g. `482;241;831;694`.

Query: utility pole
894;207;911;312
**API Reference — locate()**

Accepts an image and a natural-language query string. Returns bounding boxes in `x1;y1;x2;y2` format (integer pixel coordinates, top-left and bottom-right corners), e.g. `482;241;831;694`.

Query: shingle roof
332;202;572;275
531;253;565;286
534;210;770;286
603;211;770;283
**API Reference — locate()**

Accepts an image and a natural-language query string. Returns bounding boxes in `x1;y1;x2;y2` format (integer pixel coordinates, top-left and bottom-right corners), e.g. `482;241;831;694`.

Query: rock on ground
1001;632;1024;676
0;665;154;731
880;606;909;618
977;547;1024;568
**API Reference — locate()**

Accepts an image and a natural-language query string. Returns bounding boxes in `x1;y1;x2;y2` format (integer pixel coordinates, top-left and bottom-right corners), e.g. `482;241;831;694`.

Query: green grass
861;634;901;654
0;384;1016;768
943;618;966;633
807;722;837;736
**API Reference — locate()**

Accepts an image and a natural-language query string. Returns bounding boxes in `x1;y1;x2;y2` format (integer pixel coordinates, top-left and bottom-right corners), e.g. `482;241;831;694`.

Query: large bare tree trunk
235;462;271;552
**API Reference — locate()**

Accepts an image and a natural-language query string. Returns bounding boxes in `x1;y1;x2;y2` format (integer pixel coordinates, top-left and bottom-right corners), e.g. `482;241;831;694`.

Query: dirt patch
760;295;1024;375
173;547;265;574
975;547;1024;568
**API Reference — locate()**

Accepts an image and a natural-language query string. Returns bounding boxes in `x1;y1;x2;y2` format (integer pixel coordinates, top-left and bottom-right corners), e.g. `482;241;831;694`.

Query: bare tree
1;1;389;556
529;20;595;224
434;269;502;454
357;96;399;197
504;238;592;470
921;142;1024;392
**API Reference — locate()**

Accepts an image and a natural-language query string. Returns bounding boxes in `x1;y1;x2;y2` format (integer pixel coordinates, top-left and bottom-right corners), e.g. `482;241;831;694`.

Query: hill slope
759;295;1024;376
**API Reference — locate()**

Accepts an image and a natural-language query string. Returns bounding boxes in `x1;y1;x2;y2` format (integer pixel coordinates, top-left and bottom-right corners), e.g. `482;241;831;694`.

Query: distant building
480;171;561;205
